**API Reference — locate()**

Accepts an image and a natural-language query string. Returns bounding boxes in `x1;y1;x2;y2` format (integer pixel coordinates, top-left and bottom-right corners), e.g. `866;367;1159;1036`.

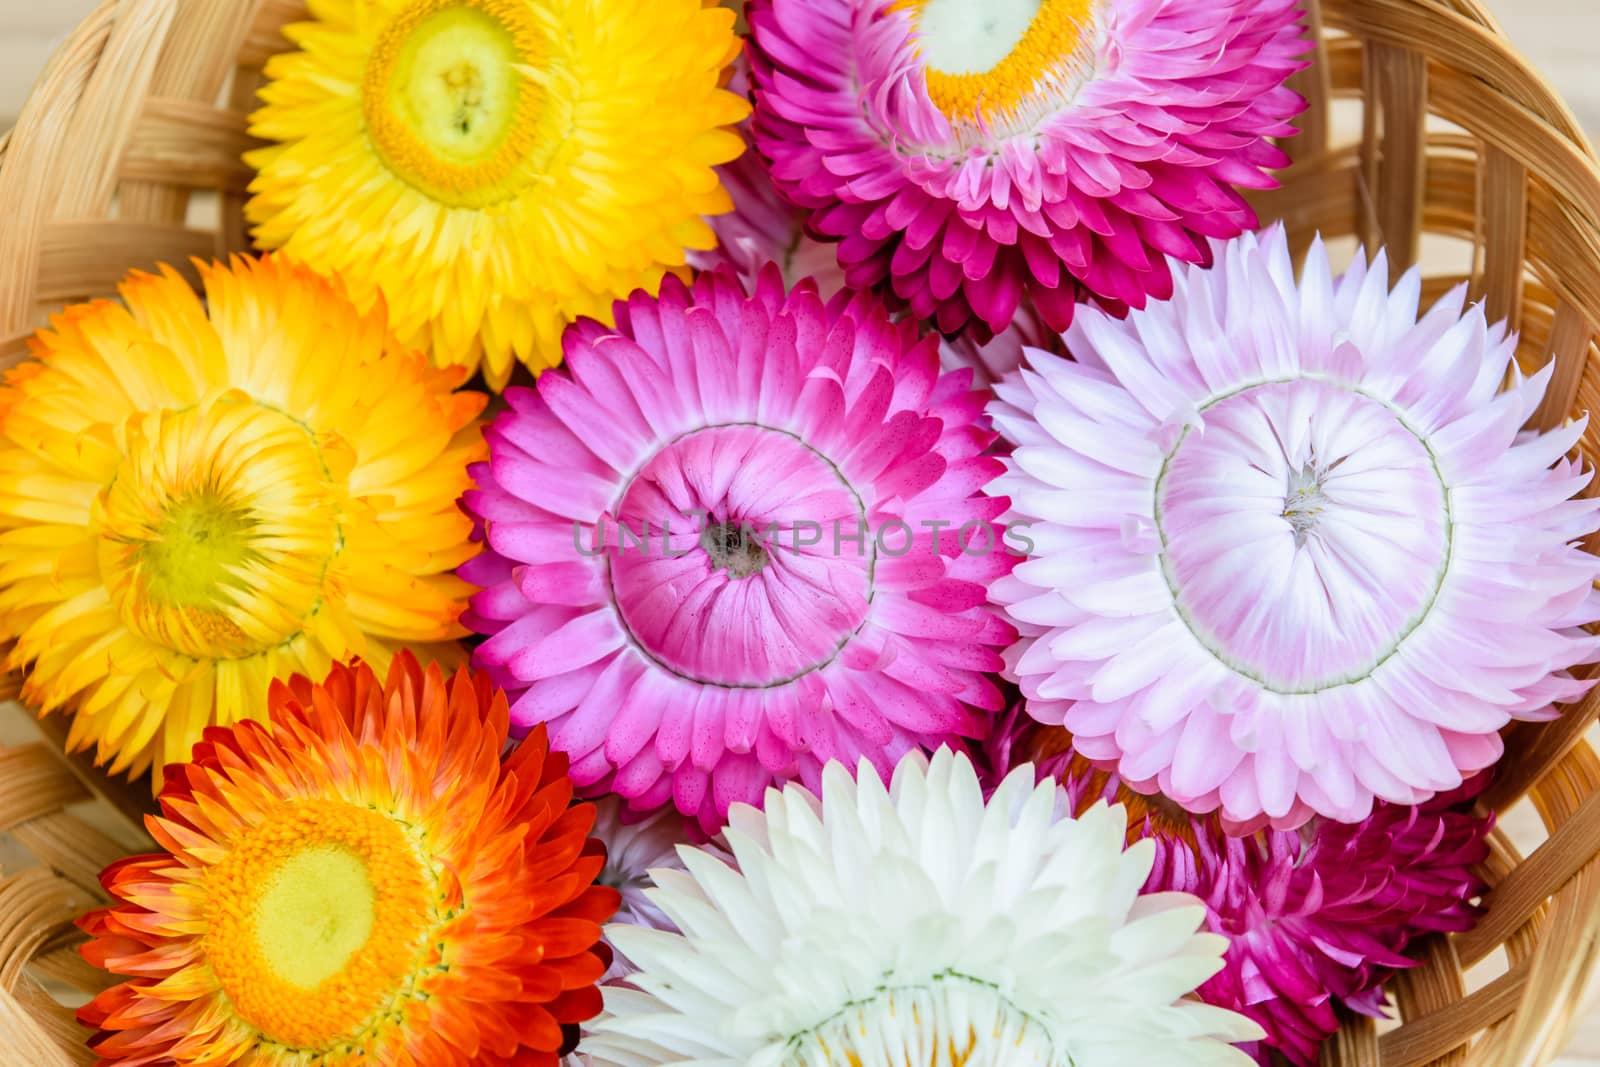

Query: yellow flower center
905;0;1098;124
788;980;1058;1066
256;847;377;987
97;399;343;660
204;798;434;1050
363;0;555;208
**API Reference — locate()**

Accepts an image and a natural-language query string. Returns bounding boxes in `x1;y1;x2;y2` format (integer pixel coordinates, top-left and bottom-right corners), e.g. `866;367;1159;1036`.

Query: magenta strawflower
1176;787;1491;1066
689;95;1055;386
991;226;1600;830
461;266;1016;832
1024;726;1492;1066
746;0;1309;339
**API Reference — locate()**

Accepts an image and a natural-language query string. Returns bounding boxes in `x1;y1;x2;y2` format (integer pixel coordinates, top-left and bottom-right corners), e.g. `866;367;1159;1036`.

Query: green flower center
136;493;259;611
97;401;342;660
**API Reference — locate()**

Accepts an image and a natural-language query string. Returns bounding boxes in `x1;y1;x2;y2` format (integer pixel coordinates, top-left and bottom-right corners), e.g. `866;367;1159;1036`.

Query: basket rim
1;2;1600;1067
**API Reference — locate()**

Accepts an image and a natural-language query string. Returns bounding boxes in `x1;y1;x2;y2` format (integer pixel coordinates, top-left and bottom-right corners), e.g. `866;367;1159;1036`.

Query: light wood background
1;0;1598;1061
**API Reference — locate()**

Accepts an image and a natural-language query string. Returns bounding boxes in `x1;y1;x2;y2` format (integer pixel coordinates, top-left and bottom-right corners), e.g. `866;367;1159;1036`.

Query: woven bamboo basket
2;0;1600;1064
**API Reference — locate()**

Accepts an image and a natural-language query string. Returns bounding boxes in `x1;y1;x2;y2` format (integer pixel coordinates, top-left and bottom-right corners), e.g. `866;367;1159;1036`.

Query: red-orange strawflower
76;652;618;1066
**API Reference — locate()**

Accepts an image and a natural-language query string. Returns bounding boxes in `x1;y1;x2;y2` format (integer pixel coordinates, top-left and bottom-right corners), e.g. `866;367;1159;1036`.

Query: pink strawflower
990;226;1600;829
462;266;1016;832
1021;724;1492;1066
746;0;1309;339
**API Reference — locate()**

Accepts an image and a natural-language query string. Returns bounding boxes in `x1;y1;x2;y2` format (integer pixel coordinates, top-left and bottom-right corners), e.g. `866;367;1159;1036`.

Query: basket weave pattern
2;0;1600;1064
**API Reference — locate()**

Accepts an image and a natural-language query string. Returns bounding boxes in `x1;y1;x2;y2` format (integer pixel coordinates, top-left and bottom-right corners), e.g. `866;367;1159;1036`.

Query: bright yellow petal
246;0;746;385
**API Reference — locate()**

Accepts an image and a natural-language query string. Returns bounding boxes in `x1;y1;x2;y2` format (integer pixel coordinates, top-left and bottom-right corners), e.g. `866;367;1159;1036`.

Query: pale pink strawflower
937;302;1057;389
562;790;710;1067
462;266;1015;832
746;0;1309;340
989;226;1600;830
687;56;845;297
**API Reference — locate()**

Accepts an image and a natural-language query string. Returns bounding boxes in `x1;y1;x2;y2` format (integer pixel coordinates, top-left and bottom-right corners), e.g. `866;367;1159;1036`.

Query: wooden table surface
1;0;1598;1060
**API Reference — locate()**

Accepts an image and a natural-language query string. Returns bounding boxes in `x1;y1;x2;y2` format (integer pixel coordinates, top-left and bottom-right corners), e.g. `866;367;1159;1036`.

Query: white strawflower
583;749;1261;1066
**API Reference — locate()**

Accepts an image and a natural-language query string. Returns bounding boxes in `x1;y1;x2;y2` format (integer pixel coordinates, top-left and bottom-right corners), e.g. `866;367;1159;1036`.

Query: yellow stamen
796;983;1047;1065
363;0;553;208
204;799;432;1049
902;0;1097;124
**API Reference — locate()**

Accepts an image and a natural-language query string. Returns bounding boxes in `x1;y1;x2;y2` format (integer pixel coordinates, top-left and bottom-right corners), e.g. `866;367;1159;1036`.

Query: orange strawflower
77;652;618;1066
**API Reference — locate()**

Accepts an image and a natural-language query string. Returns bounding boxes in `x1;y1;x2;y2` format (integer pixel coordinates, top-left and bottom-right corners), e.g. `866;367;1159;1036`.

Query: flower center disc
256;847;377;988
97;402;341;660
908;0;1097;122
786;981;1058;1066
204;799;432;1049
1155;379;1451;693
608;424;874;688
363;0;548;208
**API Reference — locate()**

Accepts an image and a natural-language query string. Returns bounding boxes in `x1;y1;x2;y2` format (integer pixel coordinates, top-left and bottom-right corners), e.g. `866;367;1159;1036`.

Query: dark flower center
701;520;769;578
